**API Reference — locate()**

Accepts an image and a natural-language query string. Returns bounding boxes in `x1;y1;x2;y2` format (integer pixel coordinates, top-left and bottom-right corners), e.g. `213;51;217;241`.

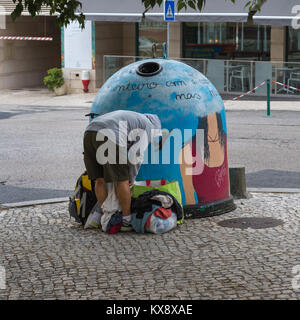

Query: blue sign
164;0;175;21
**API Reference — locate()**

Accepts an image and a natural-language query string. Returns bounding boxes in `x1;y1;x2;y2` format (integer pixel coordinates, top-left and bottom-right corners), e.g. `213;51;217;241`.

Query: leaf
244;1;251;8
188;0;196;10
197;0;206;11
177;1;187;11
11;2;23;20
150;0;156;8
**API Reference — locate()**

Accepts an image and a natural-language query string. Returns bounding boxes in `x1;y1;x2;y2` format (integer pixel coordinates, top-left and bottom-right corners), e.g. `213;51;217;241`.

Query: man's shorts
83;131;130;182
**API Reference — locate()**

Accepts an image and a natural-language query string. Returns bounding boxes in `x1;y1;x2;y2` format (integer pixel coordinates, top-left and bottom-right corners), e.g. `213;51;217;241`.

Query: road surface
0;104;299;204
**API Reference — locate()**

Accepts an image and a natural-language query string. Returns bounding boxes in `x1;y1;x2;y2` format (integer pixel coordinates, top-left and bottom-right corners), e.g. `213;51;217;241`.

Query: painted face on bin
178;111;228;205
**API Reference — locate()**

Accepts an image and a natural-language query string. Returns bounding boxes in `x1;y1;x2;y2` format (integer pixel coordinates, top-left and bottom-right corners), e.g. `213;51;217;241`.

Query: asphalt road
0;104;299;204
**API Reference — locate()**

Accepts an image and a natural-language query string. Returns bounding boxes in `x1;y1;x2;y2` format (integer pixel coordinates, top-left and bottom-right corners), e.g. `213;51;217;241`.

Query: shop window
235;24;270;60
183;22;270;61
138;21;167;57
287;27;300;62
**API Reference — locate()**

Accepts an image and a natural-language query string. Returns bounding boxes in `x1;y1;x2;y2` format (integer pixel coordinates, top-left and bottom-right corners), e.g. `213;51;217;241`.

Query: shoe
120;220;133;232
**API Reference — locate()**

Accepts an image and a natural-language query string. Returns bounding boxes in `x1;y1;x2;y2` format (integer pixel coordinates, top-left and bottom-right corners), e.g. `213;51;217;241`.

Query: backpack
68;171;97;225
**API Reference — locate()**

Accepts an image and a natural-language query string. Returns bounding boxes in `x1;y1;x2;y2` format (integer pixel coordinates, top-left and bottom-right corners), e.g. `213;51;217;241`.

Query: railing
103;55;300;97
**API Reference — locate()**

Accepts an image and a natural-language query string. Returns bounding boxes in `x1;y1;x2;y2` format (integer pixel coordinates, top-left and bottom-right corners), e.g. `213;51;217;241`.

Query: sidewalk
0;192;299;300
225;99;300;111
0;88;95;108
0;88;300;111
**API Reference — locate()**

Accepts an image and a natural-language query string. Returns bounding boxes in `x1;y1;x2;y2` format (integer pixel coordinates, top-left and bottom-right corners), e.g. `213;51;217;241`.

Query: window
138;21;167;57
183;22;270;61
183;22;235;59
287;27;300;62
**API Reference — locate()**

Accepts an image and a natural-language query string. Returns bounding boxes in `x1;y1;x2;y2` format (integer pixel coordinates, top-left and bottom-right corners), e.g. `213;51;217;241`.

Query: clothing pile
82;181;183;235
131;190;183;234
84;183;123;234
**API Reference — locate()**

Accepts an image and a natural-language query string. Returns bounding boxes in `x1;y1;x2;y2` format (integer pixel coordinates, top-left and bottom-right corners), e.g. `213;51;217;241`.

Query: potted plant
44;68;67;96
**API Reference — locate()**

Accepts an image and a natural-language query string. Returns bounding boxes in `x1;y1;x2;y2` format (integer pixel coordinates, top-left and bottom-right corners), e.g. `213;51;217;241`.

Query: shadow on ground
0;185;72;204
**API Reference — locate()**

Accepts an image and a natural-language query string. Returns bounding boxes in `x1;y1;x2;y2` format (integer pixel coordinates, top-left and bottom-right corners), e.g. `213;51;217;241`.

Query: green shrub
43;68;64;91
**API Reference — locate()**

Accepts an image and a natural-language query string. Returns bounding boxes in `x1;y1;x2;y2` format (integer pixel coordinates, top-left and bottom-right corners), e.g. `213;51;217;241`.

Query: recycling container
89;59;236;217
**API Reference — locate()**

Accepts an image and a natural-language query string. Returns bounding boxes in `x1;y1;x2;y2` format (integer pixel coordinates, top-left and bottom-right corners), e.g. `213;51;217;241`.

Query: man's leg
103;144;132;231
94;178;108;206
83;131;107;206
115;180;131;217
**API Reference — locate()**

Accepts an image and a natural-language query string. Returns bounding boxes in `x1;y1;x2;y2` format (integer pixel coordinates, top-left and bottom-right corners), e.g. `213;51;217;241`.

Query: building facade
1;0;299;92
62;20;300;93
60;0;300;93
0;1;61;89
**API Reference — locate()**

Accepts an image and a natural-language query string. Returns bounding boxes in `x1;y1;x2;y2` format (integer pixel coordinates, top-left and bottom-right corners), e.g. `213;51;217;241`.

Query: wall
94;21;180;89
169;22;181;58
95;22;136;89
270;26;286;62
0;16;61;89
63;22;135;93
123;23;136;56
62;68;96;94
62;21;96;94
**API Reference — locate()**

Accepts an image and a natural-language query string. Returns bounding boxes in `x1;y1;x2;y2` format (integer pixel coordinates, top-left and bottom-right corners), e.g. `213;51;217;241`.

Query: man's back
86;110;161;147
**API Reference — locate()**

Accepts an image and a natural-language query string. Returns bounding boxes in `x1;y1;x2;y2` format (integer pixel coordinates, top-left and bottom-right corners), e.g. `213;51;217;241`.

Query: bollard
267;79;271;117
229;167;250;199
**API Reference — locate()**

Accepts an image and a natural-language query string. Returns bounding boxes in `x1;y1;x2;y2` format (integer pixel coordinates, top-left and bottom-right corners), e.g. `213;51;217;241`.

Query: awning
253;0;299;26
79;0;249;23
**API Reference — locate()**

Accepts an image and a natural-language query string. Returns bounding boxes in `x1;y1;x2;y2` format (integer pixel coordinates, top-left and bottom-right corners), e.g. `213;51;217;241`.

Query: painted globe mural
89;58;234;213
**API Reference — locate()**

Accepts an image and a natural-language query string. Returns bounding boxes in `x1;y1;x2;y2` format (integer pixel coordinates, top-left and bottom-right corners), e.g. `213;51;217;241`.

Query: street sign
164;0;175;21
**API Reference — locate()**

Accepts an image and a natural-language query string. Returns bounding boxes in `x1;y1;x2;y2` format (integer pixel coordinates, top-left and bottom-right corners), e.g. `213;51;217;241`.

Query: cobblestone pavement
0;192;299;300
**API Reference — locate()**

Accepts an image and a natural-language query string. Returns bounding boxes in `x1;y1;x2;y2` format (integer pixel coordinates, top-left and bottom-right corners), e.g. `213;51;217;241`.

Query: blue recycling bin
89;58;235;217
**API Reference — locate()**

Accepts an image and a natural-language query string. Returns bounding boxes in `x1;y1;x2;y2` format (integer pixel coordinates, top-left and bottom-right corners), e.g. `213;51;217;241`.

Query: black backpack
68;171;97;225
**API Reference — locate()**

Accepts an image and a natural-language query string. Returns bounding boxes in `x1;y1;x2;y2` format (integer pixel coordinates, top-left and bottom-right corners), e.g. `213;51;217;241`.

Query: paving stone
0;192;299;299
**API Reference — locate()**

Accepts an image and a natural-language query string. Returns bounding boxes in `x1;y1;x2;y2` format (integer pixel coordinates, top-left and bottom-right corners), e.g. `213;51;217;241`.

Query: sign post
164;0;175;21
164;0;175;58
267;79;271;116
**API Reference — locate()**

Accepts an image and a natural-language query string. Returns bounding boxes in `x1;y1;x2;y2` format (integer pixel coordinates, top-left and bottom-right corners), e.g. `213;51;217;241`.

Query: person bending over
83;110;161;231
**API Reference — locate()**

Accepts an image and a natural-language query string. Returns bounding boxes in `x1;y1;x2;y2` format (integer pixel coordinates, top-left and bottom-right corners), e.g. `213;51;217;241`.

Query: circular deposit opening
136;62;162;77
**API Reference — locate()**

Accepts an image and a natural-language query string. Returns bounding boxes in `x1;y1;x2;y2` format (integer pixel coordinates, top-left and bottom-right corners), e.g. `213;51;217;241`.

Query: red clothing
145;208;172;228
192;139;229;204
153;208;172;219
107;223;121;234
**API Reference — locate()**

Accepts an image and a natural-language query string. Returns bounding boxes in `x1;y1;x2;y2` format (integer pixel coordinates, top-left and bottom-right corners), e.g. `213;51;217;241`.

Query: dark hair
194;112;226;162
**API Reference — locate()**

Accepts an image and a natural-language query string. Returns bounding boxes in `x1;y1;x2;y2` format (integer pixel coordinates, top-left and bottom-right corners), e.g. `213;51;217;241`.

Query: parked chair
288;72;300;88
229;66;249;92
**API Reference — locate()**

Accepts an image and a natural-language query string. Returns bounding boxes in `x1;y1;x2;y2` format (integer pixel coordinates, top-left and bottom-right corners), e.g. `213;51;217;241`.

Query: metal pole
267;79;271;116
167;22;170;58
226;60;229;93
250;61;253;90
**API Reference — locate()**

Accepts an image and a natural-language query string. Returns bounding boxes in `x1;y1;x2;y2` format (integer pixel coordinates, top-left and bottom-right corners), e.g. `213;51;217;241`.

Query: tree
10;0;267;28
11;0;85;27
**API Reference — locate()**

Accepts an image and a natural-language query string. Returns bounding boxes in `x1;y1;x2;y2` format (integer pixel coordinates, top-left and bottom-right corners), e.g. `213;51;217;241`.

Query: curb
247;187;300;193
1;188;299;209
0;197;69;209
